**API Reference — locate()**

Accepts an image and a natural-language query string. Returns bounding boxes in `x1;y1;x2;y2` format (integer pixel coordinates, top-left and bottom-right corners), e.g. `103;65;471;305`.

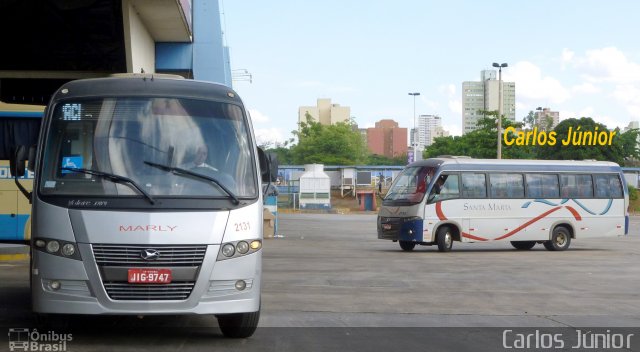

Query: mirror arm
14;176;31;200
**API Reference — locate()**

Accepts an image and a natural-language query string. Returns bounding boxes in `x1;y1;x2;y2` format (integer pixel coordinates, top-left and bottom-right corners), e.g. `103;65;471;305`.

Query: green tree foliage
536;117;637;164
290;114;368;165
367;153;407;166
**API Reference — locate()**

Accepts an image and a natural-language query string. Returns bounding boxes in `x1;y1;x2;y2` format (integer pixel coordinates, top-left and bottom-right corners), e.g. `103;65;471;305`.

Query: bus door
427;173;461;234
0;162;18;240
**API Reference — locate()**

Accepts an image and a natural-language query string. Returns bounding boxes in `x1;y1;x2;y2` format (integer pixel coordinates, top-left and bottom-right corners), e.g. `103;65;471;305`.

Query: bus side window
561;174;593;198
595;174;623;198
490;173;523;199
428;174;459;203
526;174;559;199
462;173;486;198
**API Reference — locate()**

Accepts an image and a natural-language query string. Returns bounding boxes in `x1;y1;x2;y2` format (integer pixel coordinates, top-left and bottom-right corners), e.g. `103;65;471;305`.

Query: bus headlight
217;239;262;261
46;241;60;253
33;238;82;261
61;244;76;257
222;244;235;257
236;241;249;254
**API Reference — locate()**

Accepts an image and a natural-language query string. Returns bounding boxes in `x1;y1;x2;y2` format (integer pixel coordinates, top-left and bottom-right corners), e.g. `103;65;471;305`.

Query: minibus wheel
399;241;416;251
544;226;571;251
510;241;536;250
436;227;453;252
217;310;260;338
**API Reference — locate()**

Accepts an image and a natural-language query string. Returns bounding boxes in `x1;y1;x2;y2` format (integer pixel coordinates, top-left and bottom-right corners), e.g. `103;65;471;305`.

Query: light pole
492;63;508;159
408;92;420;161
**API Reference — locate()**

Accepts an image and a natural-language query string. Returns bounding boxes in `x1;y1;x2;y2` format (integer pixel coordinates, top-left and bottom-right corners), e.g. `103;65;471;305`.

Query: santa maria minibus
12;75;272;338
378;157;629;252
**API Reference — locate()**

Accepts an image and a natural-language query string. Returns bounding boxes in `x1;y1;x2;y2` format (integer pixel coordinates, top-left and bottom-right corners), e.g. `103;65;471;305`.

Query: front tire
436;226;453;252
399;241;416;251
217;310;260;338
511;241;536;250
544;226;571;251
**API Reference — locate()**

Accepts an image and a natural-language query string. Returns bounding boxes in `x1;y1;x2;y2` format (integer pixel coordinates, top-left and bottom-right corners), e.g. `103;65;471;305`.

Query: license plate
127;269;172;284
382;224;392;230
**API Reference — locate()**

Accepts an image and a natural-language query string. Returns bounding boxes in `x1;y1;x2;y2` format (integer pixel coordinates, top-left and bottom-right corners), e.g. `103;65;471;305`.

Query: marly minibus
378;157;628;252
12;75;272;338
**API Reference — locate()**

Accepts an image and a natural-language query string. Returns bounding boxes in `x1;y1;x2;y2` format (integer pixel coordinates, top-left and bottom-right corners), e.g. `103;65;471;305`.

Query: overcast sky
221;0;640;145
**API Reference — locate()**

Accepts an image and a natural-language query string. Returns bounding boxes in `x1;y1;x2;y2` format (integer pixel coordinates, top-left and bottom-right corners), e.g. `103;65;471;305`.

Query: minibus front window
384;166;436;204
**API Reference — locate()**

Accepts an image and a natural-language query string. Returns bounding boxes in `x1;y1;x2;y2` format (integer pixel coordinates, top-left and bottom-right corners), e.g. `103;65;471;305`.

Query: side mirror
10;145;28;177
27;145;36;172
257;147;270;183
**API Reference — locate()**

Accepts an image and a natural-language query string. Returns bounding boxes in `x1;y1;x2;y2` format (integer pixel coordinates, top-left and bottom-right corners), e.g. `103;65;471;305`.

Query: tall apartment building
409;115;450;149
534;107;560;130
298;98;351;127
462;70;516;134
367;119;408;158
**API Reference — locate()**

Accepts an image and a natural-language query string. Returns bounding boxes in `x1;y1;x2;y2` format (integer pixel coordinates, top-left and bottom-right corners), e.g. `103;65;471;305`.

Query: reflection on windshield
40;97;257;199
384;166;435;203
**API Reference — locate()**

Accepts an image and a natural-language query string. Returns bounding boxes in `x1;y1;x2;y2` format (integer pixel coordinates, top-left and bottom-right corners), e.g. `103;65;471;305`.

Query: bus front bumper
31;244;261;315
377;216;424;242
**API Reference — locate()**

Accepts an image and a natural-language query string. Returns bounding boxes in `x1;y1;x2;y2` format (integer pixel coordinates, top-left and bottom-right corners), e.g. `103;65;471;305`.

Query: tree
536;117;637;164
290;114;368;165
523;110;536;129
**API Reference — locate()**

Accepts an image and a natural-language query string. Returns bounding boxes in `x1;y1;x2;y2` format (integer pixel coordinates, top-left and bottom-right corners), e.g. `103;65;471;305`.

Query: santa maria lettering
503;126;616;146
464;203;512;211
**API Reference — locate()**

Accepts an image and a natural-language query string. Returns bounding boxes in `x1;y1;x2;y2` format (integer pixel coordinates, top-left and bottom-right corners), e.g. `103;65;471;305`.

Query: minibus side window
594;174;623;198
560;174;593;198
525;174;559;199
489;173;524;199
428;174;459;203
461;173;487;198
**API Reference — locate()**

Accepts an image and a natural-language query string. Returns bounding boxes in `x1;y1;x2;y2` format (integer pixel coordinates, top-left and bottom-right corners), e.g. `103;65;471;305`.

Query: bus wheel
399;241;416;251
217;310;260;338
544;227;571;251
436;227;453;252
510;241;536;250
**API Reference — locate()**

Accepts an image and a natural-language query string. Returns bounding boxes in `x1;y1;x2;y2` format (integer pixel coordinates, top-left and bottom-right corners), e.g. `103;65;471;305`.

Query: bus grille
92;244;206;300
92;244;207;267
103;282;195;301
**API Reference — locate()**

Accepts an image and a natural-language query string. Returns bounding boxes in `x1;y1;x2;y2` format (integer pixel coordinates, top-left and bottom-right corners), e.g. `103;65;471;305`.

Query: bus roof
409;157;621;173
50;76;243;105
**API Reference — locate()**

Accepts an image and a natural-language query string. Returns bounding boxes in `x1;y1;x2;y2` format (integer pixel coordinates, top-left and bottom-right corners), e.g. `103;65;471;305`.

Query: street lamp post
408;92;420;161
492;62;508;159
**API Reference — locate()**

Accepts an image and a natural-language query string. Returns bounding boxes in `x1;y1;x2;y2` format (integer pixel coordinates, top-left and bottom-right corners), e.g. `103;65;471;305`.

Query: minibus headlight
217;239;262;261
33;238;82;261
222;243;235;257
61;244;76;256
236;241;249;254
46;241;60;253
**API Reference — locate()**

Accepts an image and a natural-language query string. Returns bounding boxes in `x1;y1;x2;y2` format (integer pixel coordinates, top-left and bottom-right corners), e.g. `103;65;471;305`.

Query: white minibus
379;157;629;252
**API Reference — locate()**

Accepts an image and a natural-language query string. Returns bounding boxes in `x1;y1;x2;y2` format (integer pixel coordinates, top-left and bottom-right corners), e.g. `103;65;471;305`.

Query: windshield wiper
143;161;240;205
61;167;156;205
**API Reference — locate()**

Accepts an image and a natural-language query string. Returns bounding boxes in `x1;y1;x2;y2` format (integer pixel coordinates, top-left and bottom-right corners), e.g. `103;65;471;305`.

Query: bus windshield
384;165;436;204
39;97;257;199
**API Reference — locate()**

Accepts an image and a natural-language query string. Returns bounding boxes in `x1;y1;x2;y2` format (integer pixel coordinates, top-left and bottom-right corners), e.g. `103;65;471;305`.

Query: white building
462;70;516;134
409;115;450;149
